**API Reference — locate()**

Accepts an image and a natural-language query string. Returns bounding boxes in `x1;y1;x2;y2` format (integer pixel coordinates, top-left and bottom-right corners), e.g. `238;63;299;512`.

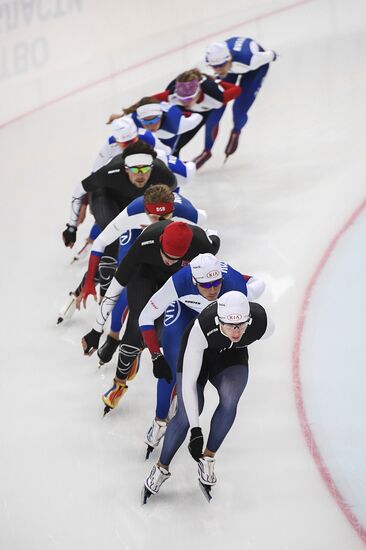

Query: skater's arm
139;278;179;354
234;41;276;74
248;49;276;71
62;181;88;247
165;156;196;187
139;129;172;154
155;150;195;186
153;158;177;190
152;135;172;154
91;141;115;172
91;209;149;256
189;227;220;257
69;182;87;227
244;275;266;301
218;81;242;103
177;112;203;134
152;90;170;102
182;321;207;427
170;194;207;225
93;276;125;333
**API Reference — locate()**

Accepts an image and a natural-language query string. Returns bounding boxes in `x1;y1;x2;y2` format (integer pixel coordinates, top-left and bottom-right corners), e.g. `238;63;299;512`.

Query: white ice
1;0;366;549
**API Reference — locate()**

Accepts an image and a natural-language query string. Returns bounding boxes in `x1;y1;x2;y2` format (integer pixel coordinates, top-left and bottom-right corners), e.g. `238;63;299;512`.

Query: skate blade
145;445;154;460
97;360;105;369
102;405;111;417
198;481;212;503
223;155;229;165
56;294;76;325
71;242;92;264
141;485;153;505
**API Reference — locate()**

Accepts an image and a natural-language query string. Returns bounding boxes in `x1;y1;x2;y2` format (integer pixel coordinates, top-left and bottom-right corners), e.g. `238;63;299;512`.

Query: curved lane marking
292;197;366;545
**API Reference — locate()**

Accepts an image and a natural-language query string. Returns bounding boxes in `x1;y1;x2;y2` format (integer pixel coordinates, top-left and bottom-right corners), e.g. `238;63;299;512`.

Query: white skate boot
142;464;171;504
198;456;217;485
57;292;76;325
145;419;167;459
198;457;217;502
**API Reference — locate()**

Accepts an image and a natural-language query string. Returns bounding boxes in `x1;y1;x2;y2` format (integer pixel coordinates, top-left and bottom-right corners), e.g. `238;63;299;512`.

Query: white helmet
217;291;250;323
205;42;231;66
111;116;138;143
190;253;222;283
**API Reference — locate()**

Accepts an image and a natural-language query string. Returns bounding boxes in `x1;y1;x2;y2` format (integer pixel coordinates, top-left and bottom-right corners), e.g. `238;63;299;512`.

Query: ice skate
56;292;77;325
198;457;217;502
102;377;128;416
224;130;240;164
142;464;171;504
192;150;212;169
144;419;167;459
97;335;120;366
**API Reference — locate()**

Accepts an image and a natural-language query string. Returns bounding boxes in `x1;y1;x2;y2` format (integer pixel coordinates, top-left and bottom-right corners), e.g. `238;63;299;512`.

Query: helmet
111;116;138;143
190;253;222;283
217;291;250;323
205;42;231;66
161;222;193;258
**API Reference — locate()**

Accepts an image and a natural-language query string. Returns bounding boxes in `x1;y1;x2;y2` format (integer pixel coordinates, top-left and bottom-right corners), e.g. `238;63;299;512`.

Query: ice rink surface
1;0;366;549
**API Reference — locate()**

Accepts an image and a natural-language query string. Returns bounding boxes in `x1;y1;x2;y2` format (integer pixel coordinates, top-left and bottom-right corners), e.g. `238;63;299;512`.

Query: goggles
194;278;222;289
140;115;161;125
175;79;200;102
219;317;251;329
177;95;197;103
176;89;200;103
127;165;153;174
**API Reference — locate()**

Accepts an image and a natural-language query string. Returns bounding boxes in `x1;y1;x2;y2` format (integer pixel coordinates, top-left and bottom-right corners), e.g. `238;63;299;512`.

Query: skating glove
152;354;172;383
62;224;77;247
81;277;97;305
82;328;102;355
188;427;204;461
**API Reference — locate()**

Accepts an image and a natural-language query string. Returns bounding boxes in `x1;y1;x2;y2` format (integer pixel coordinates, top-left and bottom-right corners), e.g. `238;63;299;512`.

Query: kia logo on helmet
227;313;243;321
206;270;220;278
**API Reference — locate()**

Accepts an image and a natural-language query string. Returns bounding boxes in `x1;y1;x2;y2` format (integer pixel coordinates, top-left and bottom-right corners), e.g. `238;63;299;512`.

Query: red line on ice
0;0;312;128
292;197;366;544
